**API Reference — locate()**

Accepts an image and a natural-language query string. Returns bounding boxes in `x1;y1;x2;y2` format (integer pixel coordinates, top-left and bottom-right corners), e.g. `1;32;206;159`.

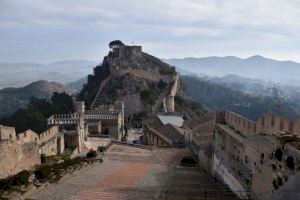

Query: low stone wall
0;140;40;179
40;134;64;156
84;137;112;151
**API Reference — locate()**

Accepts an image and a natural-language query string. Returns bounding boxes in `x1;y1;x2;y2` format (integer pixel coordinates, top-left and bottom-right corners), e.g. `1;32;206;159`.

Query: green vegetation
51;92;74;114
182;75;298;121
159;66;176;75
158;79;167;90
0;170;30;189
140;89;158;106
0;92;73;133
286;156;294;169
97;146;106;152
86;149;97;158
275;148;283;161
35;157;85;180
175;95;206;118
109;40;124;50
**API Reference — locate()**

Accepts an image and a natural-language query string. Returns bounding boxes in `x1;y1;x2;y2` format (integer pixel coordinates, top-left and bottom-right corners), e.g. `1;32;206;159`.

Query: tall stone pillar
75;101;85;153
166;95;175;112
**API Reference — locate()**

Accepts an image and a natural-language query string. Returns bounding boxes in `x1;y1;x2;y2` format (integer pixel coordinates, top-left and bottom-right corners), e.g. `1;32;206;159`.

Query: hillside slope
78;44;180;117
181;75;298;120
0;80;72;116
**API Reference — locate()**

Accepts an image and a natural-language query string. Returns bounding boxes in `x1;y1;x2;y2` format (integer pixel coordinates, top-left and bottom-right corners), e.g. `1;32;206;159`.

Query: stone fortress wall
0;125;64;179
215;110;300;136
164;74;180;112
213;110;300;200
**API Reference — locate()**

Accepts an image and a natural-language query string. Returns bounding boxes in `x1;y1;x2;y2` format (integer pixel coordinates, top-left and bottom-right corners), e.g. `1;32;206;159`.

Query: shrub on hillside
0;170;30;189
87;149;97;158
140;89;158;106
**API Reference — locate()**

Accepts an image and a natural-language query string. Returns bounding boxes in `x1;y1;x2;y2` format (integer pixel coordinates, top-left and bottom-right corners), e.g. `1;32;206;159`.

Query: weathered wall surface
0;125;64;179
0;140;40;179
40;135;64;156
84;137;111;151
214;110;300;200
187;122;214;173
0;125;17;140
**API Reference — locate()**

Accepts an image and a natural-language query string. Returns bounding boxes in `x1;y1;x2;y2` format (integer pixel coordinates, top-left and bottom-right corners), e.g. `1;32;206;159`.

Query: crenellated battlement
215;110;300;136
0;125;61;145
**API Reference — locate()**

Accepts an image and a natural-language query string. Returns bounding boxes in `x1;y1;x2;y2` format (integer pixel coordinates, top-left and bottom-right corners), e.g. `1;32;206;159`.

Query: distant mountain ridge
0;60;97;89
181;75;298;120
165;55;300;83
0;80;72;116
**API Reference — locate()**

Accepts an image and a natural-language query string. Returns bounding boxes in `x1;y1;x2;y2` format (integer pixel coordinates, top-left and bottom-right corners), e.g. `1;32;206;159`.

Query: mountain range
0;60;97;89
165;55;300;85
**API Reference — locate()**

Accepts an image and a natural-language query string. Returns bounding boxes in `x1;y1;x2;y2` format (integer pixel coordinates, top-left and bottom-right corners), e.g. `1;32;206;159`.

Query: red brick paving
69;162;152;199
97;162;152;189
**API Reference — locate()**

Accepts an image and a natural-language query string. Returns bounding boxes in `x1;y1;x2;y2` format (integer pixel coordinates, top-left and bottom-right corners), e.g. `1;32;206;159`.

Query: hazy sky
1;0;300;63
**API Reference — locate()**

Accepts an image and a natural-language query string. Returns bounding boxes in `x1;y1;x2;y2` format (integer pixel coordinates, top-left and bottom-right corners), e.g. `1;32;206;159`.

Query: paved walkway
30;145;185;200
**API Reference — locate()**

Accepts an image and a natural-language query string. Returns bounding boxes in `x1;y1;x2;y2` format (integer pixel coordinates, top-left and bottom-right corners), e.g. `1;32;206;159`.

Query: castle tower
74;102;85;152
75;101;85;115
165;95;175;112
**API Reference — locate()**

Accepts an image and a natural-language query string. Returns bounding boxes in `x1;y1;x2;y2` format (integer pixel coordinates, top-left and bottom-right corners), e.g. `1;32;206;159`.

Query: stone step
161;194;239;200
70;190;127;200
163;188;238;197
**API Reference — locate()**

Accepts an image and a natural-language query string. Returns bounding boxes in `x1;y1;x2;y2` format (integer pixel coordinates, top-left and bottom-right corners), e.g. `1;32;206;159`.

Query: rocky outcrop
78;44;180;117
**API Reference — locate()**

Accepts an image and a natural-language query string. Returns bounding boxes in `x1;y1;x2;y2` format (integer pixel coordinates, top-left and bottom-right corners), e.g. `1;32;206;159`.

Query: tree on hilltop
109;40;124;50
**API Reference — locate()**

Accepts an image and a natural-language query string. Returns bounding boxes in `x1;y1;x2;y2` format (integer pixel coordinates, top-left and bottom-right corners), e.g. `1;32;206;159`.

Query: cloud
0;0;300;62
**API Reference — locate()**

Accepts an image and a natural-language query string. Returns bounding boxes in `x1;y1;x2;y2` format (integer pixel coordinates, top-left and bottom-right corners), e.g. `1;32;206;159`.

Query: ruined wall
0;140;40;179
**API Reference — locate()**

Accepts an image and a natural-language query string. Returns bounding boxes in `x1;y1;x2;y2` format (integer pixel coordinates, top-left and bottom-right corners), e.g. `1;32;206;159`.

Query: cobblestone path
30;145;186;200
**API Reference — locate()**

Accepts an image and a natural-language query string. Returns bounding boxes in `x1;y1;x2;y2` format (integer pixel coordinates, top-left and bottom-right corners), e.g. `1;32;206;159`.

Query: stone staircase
160;166;241;200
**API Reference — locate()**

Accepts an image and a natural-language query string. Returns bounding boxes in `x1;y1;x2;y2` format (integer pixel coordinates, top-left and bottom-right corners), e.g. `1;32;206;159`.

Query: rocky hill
78;43;182;117
0;80;72;116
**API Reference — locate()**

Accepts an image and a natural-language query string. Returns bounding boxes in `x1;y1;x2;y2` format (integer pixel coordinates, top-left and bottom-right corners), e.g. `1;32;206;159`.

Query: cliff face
78;45;179;117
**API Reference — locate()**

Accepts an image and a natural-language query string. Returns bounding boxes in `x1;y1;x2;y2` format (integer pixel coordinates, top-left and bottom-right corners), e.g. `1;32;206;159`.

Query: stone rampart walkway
29;144;185;200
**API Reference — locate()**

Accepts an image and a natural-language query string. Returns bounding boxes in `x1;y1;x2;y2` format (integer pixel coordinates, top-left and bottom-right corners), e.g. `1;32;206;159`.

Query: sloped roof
147;116;185;144
157;114;184;127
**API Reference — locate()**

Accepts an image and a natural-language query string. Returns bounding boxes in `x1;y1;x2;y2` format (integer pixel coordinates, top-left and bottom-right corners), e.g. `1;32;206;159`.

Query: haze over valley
1;1;300;199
